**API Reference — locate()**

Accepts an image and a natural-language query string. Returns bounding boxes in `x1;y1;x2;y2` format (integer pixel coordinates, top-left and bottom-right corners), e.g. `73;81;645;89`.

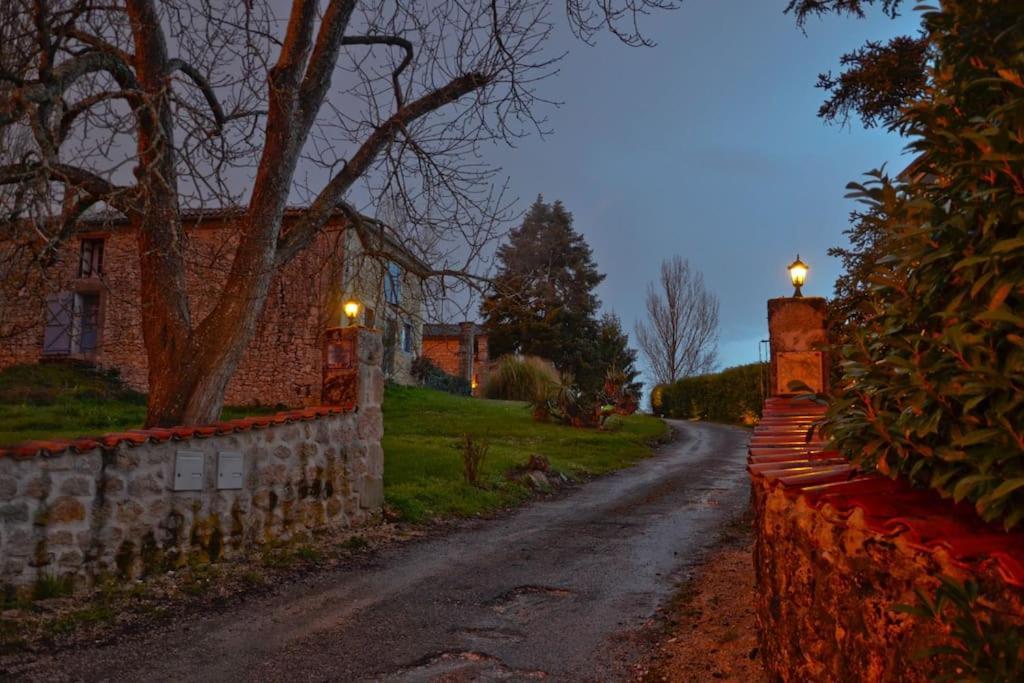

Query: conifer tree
481;197;606;391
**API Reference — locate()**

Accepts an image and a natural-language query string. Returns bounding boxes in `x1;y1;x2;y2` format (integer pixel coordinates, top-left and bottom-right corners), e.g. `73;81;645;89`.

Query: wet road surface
20;420;750;682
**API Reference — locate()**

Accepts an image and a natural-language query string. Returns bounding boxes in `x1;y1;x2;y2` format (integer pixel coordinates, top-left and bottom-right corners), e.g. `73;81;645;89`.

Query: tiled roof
749;396;1024;588
0;405;352;460
422;323;485;337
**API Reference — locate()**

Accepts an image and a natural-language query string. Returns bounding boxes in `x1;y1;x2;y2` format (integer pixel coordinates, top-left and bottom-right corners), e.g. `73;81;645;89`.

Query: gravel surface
635;528;765;682
9;420;750;682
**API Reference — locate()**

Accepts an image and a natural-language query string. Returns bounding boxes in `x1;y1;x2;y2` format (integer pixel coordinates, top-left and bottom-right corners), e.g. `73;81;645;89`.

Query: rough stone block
356;407;383;441
24;473;52;499
358;475;384;510
49;497;86;524
0;503;29;524
59;476;92;497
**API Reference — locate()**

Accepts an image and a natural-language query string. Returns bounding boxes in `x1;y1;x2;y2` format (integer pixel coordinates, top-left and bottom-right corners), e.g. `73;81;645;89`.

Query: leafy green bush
656;363;764;425
823;2;1024;528
897;577;1024;681
410;357;471;396
482;355;559;402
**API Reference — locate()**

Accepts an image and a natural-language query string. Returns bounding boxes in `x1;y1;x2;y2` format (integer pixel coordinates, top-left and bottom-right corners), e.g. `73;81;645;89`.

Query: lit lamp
787;255;809;298
343;298;361;326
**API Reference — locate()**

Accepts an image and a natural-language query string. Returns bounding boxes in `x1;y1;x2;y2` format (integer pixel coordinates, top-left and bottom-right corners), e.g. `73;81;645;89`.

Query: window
42;291;101;356
364;307;376;329
42;293;74;355
384;261;401;305
79;238;104;277
403;322;414;353
76;293;100;353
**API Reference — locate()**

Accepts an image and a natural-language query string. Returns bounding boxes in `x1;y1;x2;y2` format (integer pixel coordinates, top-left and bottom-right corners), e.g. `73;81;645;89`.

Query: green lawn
383;384;668;521
0;363;274;443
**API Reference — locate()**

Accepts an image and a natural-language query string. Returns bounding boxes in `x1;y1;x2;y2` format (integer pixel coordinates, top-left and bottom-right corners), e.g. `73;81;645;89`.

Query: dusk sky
485;1;921;378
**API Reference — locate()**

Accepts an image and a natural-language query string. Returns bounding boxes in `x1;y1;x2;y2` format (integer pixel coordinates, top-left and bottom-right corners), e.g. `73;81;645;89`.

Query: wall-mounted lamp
787;255;809;298
343;299;361;326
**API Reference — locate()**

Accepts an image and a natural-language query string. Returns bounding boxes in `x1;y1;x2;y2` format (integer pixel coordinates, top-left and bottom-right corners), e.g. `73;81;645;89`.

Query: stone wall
749;398;1024;681
0;329;384;591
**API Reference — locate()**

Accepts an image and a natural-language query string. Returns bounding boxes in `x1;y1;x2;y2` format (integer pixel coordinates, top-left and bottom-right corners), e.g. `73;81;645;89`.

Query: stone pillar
767;297;828;396
458;322;475;382
322;326;384;410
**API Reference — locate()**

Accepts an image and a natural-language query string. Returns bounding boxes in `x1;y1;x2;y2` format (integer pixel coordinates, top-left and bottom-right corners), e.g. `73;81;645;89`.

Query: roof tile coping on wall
0;405;355;460
748;396;1024;589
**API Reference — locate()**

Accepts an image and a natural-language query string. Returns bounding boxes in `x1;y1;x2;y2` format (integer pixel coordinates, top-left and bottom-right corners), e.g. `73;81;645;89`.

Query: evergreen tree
481;197;606;390
595;313;643;401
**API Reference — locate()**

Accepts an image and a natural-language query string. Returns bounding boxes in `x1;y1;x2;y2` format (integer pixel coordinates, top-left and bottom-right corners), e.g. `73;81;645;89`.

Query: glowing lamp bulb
343;299;360;324
787;255;809;297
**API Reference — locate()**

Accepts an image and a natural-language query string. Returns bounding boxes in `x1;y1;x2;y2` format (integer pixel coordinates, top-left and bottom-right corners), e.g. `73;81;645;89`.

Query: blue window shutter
385;261;402;305
43;292;73;354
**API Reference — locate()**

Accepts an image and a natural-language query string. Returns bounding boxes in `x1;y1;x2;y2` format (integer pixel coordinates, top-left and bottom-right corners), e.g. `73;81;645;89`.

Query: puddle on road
487;585;574;621
455;626;526;643
380;650;546;681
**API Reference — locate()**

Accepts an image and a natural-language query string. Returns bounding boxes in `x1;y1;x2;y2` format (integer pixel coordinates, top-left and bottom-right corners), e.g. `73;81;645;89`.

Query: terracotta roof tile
0;404;355;460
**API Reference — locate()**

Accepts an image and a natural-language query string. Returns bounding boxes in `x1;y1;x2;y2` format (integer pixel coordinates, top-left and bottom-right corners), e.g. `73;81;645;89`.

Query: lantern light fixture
343;299;361;326
787;255;809;298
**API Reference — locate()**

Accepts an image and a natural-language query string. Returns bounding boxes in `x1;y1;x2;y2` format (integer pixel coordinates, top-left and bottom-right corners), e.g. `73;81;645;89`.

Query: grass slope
0;364;668;525
383;384;668;522
0;363;273;443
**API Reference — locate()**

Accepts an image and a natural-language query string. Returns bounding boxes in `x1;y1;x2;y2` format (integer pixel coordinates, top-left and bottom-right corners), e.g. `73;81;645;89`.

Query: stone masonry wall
752;477;1024;681
0;330;384;591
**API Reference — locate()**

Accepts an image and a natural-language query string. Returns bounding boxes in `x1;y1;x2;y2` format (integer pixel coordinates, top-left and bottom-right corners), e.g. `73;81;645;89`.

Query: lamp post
787;255;809;298
343;299;361;327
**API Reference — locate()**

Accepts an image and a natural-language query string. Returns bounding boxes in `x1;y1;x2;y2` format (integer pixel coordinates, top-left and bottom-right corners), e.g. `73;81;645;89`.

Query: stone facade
0;210;427;405
0;329;384;590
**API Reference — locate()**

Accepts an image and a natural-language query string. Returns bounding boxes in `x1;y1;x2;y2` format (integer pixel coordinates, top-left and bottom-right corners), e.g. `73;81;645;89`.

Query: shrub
822;2;1024;528
601;367;639;416
658;363;764;425
459;433;489;487
482;355;559;402
410;357;471;396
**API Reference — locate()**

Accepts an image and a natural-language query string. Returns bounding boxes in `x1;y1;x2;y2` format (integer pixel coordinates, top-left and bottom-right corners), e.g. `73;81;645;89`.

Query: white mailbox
217;451;244;490
173;450;205;491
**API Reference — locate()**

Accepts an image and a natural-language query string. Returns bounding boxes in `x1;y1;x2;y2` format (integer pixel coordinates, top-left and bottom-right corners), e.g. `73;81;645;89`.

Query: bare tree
0;0;675;426
635;255;719;386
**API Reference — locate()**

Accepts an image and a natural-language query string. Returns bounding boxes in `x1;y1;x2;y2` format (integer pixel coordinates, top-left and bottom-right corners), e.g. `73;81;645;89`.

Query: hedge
654;363;764;425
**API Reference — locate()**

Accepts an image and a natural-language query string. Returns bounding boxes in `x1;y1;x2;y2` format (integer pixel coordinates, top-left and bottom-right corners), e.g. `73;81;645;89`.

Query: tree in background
481;197;606;391
785;0;929;130
635;256;719;386
594;313;642;413
595;313;643;399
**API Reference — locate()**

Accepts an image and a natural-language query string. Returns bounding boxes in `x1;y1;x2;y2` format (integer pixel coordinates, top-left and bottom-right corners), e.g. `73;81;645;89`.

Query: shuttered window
43;293;73;355
384;261;401;305
79;238;104;277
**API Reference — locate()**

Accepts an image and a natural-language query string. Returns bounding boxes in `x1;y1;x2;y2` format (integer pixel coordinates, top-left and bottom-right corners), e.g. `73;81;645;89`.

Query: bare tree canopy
0;0;675;426
635;255;718;386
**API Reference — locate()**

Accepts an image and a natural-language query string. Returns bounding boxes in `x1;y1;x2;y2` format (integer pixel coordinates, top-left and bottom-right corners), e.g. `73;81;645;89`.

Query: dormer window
79;238;104;278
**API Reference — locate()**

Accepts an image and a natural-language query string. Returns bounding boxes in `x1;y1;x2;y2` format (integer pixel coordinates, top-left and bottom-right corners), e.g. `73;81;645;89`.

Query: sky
481;0;922;379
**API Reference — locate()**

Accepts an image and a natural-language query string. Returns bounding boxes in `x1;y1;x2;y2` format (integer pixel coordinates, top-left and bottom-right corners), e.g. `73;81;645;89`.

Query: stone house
0;208;429;407
421;322;490;395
